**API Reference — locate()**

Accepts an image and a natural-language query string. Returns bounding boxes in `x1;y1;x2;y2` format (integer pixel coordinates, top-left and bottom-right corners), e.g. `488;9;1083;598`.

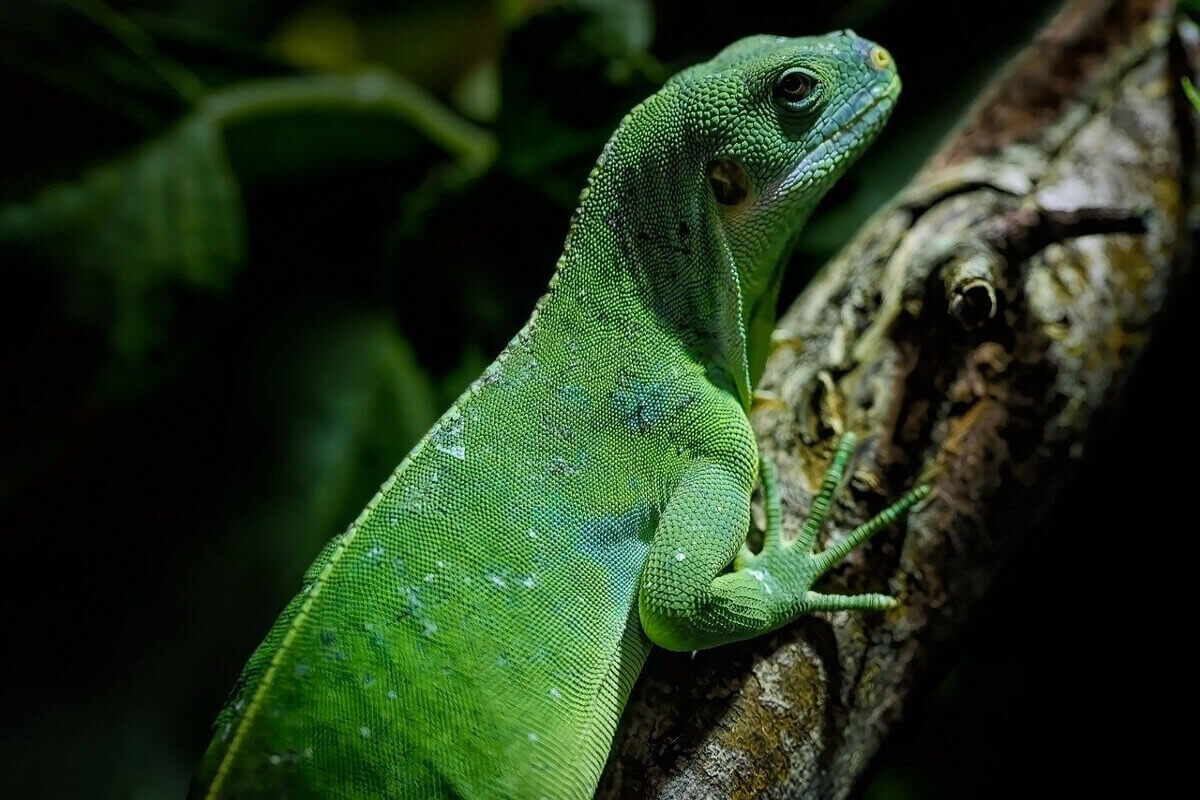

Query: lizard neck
548;95;754;407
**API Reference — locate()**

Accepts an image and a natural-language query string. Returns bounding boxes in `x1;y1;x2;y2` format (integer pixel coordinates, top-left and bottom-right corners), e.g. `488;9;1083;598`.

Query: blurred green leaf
209;70;496;181
63;0;207;102
270;6;365;72
570;0;655;80
0;114;245;364
438;345;492;407
1183;76;1200;114
0;68;495;387
497;0;659;201
223;311;439;593
292;2;501;95
0;1;196;187
1;310;438;800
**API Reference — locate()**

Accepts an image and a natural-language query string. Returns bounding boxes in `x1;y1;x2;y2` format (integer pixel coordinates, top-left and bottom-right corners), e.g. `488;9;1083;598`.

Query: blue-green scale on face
193;31;912;800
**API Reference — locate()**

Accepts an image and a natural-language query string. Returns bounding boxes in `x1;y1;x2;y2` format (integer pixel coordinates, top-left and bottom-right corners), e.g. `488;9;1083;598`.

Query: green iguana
193;30;925;799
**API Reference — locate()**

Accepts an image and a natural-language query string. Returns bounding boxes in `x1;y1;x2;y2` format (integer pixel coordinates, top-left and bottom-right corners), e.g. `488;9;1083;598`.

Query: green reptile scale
193;31;924;799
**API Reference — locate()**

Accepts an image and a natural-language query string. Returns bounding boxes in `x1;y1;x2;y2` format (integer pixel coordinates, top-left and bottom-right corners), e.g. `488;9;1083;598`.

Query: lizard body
193;31;919;799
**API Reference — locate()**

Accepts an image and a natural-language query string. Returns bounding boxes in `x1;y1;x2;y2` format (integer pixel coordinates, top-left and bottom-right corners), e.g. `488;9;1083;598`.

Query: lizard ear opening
709;158;749;206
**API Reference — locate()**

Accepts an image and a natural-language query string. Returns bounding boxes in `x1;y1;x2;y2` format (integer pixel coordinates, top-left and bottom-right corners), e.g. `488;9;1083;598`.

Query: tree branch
601;0;1197;796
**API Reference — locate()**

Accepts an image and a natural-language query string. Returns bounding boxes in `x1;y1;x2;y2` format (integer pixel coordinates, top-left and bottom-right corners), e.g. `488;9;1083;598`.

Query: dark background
0;1;1187;797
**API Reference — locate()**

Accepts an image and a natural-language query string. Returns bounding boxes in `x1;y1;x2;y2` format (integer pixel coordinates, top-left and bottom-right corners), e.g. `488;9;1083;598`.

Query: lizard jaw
768;76;900;202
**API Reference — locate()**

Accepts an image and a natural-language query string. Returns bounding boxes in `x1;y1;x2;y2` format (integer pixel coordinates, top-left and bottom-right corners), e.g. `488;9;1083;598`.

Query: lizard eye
774;69;817;106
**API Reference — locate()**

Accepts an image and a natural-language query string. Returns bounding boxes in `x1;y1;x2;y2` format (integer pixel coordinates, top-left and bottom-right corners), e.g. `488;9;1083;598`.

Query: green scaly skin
193;31;920;799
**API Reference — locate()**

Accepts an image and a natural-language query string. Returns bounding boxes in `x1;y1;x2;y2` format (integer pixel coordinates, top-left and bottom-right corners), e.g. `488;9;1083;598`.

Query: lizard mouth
768;77;900;201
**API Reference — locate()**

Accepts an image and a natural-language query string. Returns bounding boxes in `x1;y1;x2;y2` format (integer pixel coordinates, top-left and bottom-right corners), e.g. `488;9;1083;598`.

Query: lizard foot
737;433;929;611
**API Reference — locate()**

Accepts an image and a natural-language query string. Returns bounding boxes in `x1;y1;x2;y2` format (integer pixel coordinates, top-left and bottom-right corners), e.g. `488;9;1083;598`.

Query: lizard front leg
638;434;928;652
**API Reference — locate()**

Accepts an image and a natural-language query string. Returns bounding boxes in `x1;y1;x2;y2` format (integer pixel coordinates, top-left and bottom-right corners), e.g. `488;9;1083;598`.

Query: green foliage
496;0;660;201
225;311;439;591
1183;76;1200;113
1;67;494;387
0;115;245;366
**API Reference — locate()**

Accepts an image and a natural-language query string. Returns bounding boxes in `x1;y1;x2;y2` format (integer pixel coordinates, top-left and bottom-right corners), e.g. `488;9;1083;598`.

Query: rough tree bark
600;0;1198;797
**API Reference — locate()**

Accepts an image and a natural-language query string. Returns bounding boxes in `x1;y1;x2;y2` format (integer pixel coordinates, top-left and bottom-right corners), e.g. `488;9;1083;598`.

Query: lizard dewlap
193;31;918;799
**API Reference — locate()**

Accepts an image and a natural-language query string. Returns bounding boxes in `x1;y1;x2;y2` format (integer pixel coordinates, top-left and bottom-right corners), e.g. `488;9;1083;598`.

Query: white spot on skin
364;545;385;562
521;575;537;588
269;754;282;765
527;732;539;742
360;727;371;738
387;689;398;699
303;747;313;758
675;551;687;562
437;444;465;460
747;568;773;594
424;573;435;583
433;417;467;460
548;687;562;700
527;529;538;540
423;621;438;637
488;573;506;588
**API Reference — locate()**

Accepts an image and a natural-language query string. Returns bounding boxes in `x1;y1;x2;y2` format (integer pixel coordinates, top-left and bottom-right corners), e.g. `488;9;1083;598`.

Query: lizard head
679;30;899;267
666;31;900;391
569;31;899;405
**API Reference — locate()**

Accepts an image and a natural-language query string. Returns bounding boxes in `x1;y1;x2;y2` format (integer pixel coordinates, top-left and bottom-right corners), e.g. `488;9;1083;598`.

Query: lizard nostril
869;47;892;70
